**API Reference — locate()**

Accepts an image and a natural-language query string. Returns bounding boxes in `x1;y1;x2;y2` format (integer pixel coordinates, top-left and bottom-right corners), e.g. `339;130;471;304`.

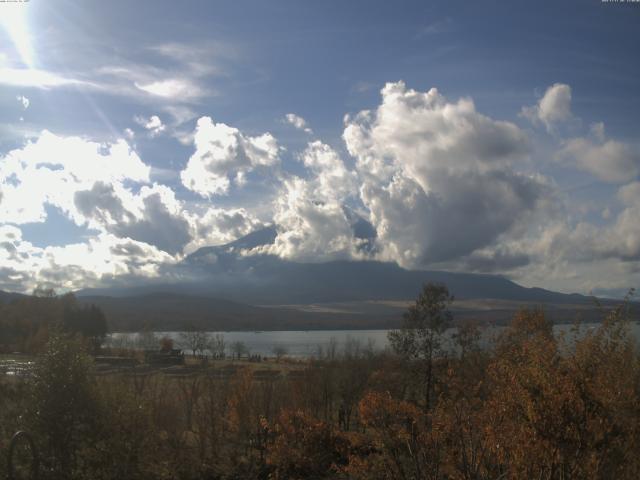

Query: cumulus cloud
479;179;640;292
583;182;640;261
0;130;149;225
186;207;264;253
299;141;357;199
74;181;133;226
285;113;312;134
260;141;364;261
264;177;362;262
2;81;638;294
524;84;640;183
180;116;281;196
557;134;640;184
0;224;176;292
343;81;543;268
111;185;192;255
521;83;573;132
73;182;192;255
0;130;270;270
134;114;166;137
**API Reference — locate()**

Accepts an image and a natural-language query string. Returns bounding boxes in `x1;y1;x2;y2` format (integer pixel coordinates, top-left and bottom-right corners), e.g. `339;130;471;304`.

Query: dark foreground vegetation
0;285;639;479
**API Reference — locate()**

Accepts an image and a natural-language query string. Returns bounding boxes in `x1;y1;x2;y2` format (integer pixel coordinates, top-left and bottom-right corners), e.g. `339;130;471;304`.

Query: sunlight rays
1;3;35;68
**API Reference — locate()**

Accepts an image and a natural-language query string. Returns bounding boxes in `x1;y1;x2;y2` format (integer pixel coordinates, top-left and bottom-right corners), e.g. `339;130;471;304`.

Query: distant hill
78;226;592;307
77;292;400;332
0;290;28;304
63;226;640;331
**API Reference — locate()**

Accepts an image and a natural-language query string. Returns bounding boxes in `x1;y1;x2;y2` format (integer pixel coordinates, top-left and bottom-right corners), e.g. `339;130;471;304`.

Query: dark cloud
112;192;192;255
74;181;131;224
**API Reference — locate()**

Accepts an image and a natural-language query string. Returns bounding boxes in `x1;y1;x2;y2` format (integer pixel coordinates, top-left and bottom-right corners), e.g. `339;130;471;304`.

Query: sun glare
1;3;35;68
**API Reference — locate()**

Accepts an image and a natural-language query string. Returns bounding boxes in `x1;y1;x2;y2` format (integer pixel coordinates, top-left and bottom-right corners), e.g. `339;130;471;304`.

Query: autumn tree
346;391;442;479
388;282;453;411
266;409;349;479
28;331;100;478
483;305;640;478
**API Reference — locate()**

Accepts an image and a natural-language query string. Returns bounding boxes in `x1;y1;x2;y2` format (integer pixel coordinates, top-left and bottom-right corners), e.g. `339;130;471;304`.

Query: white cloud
263;177;363;262
163;105;198;125
0;225;176;292
285;113;313;134
0;130;149;225
299;141;357;199
473;179;640;292
180;116;280;196
16;95;29;109
0;130;276;263
1;80;638;294
185;207;264;253
134;78;206;100
134;114;166;137
343;81;541;268
251;140;364;262
557;134;640;184
521;83;573;132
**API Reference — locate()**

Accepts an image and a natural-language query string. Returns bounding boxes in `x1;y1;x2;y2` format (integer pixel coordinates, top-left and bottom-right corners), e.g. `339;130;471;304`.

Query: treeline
0;289;108;353
0;285;639;479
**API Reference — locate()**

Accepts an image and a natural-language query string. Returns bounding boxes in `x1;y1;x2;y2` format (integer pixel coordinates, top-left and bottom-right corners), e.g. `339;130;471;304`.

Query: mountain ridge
74;226;590;306
4;228;631;331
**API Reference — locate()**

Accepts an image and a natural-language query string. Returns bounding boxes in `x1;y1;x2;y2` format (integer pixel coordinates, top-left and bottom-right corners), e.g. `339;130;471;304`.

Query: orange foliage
266;409;349;479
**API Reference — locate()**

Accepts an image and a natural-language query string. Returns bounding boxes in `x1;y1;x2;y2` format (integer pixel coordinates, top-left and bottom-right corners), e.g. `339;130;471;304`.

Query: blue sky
1;0;639;296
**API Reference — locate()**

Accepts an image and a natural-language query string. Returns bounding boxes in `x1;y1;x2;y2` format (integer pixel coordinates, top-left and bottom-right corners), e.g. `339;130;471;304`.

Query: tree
180;330;209;358
231;341;249;360
272;345;288;362
266;409;349;479
208;333;226;359
452;319;481;361
137;326;158;350
159;336;174;352
346;391;442;479
388;283;453;412
63;302;108;353
28;331;99;478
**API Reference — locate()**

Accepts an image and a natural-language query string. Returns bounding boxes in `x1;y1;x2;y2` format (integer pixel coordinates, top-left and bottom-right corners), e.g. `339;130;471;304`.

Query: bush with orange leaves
265;409;351;480
342;391;443;480
483;306;640;479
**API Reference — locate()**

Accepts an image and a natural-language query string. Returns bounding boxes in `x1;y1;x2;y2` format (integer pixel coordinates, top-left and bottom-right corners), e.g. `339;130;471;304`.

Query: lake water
107;322;640;358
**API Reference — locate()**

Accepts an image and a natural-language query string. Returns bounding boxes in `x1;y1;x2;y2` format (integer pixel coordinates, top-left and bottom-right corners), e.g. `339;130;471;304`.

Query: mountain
0;290;28;304
78;226;590;306
2;221;632;332
69;227;638;331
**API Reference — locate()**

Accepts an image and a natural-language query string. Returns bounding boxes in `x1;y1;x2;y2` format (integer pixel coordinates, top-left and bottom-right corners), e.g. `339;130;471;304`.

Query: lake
107;322;640;358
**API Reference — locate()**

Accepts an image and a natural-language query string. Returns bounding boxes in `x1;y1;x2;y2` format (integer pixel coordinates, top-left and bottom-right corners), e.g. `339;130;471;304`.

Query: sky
0;0;639;296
